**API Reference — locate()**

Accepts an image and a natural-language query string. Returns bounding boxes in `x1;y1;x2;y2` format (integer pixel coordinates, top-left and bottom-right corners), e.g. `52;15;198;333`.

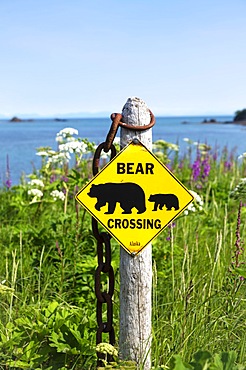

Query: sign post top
76;140;194;255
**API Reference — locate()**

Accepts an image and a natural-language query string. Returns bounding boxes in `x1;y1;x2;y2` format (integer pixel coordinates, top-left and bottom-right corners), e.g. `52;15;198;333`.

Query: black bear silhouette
148;194;179;211
88;182;146;214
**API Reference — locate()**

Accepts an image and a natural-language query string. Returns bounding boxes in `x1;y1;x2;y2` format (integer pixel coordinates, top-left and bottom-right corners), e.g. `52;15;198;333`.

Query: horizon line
0;112;235;120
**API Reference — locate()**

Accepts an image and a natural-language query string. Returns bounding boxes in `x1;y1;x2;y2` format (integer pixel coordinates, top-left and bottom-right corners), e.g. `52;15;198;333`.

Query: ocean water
0;115;245;186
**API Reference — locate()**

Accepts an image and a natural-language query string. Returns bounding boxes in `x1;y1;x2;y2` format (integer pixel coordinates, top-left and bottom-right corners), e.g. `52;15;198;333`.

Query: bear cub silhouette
88;182;146;214
148;194;179;211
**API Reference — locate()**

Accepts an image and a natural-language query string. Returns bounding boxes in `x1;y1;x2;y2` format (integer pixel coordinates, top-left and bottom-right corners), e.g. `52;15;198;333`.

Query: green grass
0;133;245;369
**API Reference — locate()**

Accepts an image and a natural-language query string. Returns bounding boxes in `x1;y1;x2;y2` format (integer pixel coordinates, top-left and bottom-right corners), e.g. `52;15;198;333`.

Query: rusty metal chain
92;141;116;367
92;110;155;367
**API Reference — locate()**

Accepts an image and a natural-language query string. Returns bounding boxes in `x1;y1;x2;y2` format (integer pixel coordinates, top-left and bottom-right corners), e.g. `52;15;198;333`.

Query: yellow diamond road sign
76;140;194;255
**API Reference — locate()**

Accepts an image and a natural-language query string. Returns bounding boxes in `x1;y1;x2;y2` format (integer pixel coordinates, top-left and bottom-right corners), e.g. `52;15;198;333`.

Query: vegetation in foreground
0;128;246;369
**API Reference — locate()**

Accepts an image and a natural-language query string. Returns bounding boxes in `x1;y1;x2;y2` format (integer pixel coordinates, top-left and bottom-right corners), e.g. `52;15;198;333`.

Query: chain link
92;111;155;367
92;140;116;367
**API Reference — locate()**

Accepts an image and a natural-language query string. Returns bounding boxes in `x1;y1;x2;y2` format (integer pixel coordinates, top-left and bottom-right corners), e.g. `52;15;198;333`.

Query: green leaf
7;360;31;369
45;300;59;316
210;351;237;370
190;350;212;369
234;267;246;279
70;328;82;344
22;340;39;361
169;355;192;370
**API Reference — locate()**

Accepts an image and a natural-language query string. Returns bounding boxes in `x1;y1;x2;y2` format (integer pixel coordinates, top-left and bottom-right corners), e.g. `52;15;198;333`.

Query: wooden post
119;97;152;370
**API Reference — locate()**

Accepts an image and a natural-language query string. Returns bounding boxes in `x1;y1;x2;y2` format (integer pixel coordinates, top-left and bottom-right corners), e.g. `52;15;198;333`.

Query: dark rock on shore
9;116;34;122
203;118;237;124
234;109;246;122
54;118;67;122
10;116;22;122
202;118;217;123
234;119;246;126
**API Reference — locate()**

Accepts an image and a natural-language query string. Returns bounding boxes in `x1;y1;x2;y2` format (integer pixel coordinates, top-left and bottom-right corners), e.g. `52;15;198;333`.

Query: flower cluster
113;137;120;146
27;188;43;199
153;139;179;164
238;152;246;160
184;138;211;185
36;128;95;170
153;139;179;153
27;177;45;203
166;222;176;241
28;179;45;188
201;156;211;179
184;190;204;216
96;343;118;357
183;138;211;153
47;151;71;166
192;156;201;182
192;150;211;186
56;127;78;143
224;160;232;171
4;155;12;189
230;178;246;201
36;148;56;157
183;137;192;144
59;140;87;154
50;190;65;201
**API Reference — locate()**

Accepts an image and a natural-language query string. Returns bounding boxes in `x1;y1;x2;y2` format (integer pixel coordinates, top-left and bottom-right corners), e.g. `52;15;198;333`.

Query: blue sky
0;0;246;117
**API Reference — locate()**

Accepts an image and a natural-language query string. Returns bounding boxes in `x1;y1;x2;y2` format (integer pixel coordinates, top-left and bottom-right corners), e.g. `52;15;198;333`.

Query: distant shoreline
5;115;244;126
201;119;246;126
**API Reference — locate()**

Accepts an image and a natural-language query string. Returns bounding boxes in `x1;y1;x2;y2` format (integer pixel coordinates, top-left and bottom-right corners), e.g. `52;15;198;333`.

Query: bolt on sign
76;140;194;255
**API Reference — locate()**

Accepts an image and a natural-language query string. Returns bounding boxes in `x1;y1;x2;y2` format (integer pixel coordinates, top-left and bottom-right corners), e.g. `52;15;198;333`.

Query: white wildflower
100;150;110;159
230;178;246;200
184;203;196;215
198;143;211;151
169;143;179;151
184;190;203;216
153;139;179;152
238;152;246;160
56;127;78;142
28;188;43;198
47;151;71;165
55;135;63;143
50;190;65;201
66;136;76;142
36;149;56;157
183;138;190;142
189;190;204;205
36;151;49;156
113;137;120;145
28;179;45;188
57;127;78;136
59;140;87;154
